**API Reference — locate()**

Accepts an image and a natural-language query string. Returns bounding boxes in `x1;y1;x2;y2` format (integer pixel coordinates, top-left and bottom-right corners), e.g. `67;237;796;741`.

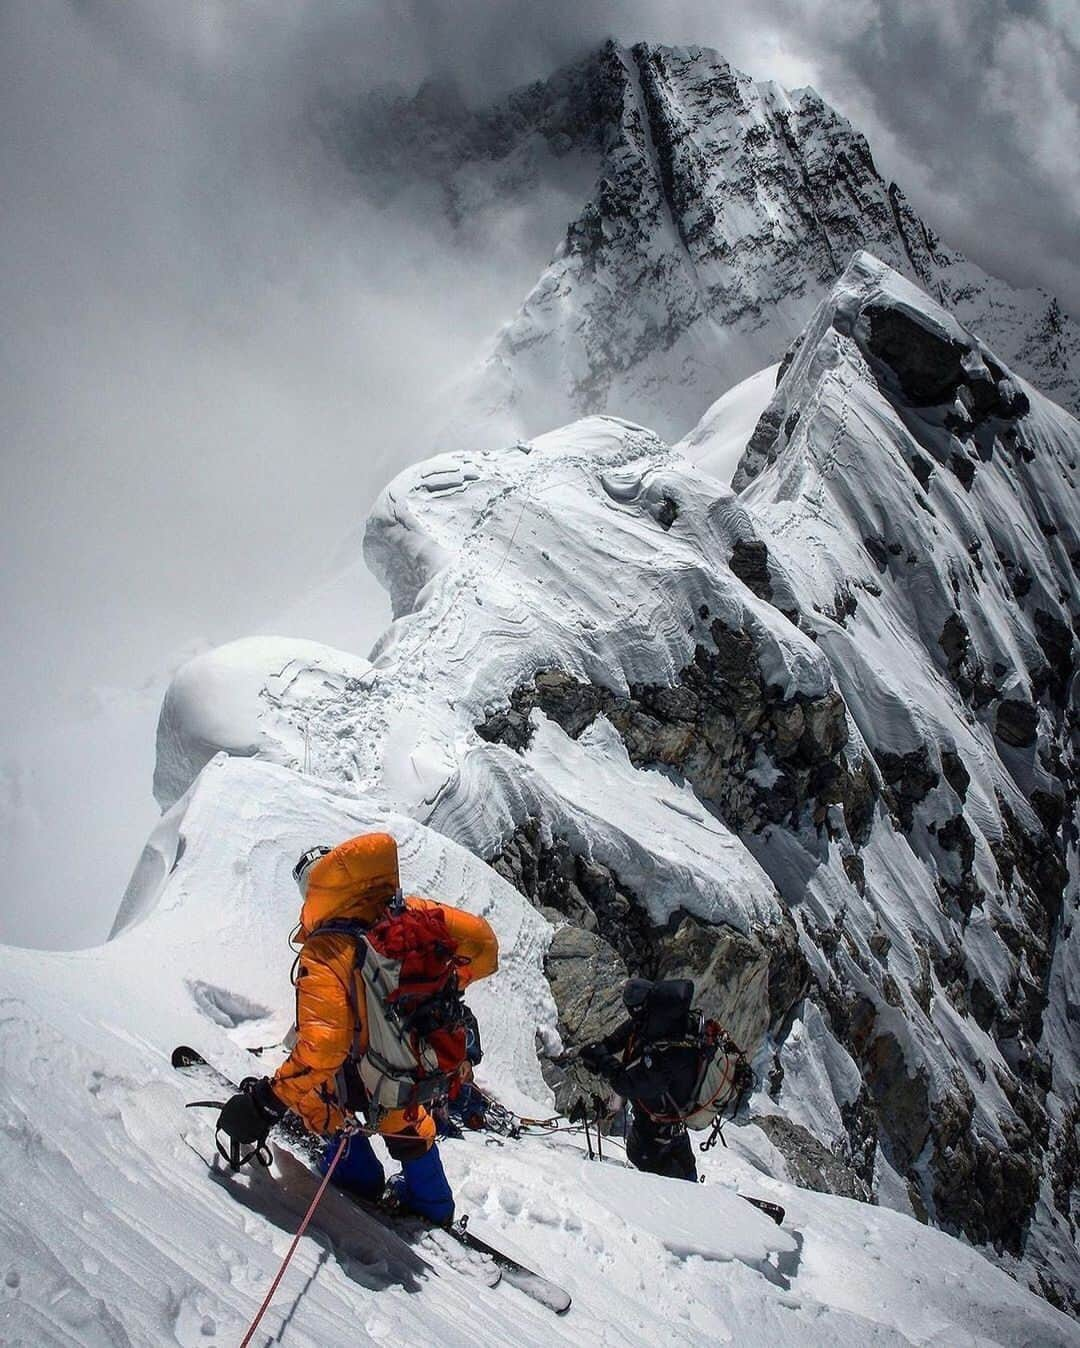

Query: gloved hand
217;1077;284;1149
580;1043;621;1081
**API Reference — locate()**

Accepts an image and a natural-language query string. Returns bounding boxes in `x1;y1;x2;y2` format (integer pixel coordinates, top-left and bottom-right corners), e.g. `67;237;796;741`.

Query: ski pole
238;1130;350;1348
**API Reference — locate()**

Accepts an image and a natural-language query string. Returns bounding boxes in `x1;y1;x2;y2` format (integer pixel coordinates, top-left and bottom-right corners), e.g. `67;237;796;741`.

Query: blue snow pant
320;1132;385;1201
321;1133;454;1223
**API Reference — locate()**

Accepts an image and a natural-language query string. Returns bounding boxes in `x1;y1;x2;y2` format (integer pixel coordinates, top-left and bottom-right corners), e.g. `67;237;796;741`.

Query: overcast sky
1;0;1076;946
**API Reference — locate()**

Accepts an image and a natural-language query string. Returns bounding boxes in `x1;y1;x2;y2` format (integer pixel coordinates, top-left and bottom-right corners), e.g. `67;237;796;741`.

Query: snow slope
1;755;1077;1344
677;363;781;483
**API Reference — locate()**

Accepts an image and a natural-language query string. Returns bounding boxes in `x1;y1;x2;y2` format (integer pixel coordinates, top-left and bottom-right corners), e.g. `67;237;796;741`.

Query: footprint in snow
169;1286;225;1348
527;1200;562;1227
497;1185;524;1216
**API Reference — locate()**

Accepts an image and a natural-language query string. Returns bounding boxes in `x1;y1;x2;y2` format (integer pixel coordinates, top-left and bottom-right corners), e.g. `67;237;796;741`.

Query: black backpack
620;980;750;1128
618;980;701;1117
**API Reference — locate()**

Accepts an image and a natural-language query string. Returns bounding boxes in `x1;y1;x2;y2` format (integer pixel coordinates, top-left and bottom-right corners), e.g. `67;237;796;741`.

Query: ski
172;1046;572;1314
447;1216;571;1313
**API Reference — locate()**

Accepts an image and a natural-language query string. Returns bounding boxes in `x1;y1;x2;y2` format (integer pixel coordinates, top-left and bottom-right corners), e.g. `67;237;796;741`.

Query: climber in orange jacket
216;832;498;1222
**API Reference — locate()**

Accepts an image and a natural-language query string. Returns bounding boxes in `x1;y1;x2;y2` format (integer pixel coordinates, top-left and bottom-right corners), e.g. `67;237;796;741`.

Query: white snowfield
3;255;1078;1343
676;363;781;484
1;755;1076;1345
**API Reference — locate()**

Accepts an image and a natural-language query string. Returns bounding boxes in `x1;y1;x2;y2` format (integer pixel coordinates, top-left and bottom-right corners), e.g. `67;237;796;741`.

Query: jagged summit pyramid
341;41;1078;449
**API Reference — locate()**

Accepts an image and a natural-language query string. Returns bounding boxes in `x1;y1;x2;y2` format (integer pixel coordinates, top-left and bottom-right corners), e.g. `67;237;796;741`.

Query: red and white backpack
319;895;472;1118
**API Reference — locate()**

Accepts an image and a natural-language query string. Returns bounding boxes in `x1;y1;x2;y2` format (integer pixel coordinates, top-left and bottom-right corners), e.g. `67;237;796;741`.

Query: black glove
217;1077;284;1151
580;1043;621;1081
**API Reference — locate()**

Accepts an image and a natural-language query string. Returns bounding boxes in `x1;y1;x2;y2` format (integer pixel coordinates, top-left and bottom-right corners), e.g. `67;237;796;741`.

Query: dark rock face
935;610;999;707
729;539;774;601
949;451;976;488
1049;1097;1080;1235
1033;609;1075;704
863;1031;931;1174
863;535;890;573
489;818;801;1111
863;303;1032;424
754;1113;872;1201
939;612;970;683
996;698;1038;748
940;749;970;801
478;619;875;847
873;745;939;832
931;1083;1041;1256
863;305;969;406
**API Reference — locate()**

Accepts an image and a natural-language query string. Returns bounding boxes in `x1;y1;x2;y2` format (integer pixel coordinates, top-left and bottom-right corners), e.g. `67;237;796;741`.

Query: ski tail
450;1218;572;1314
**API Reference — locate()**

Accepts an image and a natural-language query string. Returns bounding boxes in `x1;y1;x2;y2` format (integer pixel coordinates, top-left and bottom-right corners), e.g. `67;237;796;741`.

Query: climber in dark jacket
580;977;704;1182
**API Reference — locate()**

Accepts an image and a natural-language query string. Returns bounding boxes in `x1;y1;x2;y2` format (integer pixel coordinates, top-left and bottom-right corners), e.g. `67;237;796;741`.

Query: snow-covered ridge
697;250;1080;1306
351;41;1078;447
153;416;802;938
3;254;1078;1341
141;254;1079;1312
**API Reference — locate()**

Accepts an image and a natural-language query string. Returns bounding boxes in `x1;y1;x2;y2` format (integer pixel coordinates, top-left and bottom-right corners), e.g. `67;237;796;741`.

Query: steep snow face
4;801;1076;1348
677;362;781;483
402;42;1080;446
713;251;1079;1308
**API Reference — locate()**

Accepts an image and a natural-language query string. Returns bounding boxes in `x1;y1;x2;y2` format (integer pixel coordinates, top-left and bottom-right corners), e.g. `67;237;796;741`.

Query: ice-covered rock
344;42;1078;446
720;250;1080;1306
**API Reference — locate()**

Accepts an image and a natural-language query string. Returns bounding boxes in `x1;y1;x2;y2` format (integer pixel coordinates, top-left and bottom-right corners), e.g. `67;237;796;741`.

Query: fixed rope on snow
238;1129;351;1348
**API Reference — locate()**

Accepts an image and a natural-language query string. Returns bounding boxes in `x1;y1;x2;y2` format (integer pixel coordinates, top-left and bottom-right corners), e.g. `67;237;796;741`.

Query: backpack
620;980;750;1129
318;895;472;1119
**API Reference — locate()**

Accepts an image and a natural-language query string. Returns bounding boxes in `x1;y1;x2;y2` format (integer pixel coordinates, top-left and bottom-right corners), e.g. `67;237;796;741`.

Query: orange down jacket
269;833;499;1143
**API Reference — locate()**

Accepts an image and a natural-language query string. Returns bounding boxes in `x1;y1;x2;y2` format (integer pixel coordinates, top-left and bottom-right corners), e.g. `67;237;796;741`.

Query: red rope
238;1131;349;1348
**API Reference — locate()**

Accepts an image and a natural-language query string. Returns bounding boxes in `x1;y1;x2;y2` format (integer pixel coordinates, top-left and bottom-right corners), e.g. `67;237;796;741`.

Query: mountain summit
342;41;1078;447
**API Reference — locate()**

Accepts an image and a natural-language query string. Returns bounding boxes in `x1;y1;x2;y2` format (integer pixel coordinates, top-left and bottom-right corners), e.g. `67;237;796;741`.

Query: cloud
754;0;1080;307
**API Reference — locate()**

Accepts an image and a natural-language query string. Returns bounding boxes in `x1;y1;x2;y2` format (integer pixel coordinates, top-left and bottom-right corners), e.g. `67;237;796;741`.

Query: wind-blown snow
157;414;830;940
154;638;374;811
677;363;781;483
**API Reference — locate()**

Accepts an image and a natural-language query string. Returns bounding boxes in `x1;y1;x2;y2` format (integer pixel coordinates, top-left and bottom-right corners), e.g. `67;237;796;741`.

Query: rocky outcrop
479;619;876;847
753;1113;872;1201
724;256;1079;1309
489;817;803;1112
